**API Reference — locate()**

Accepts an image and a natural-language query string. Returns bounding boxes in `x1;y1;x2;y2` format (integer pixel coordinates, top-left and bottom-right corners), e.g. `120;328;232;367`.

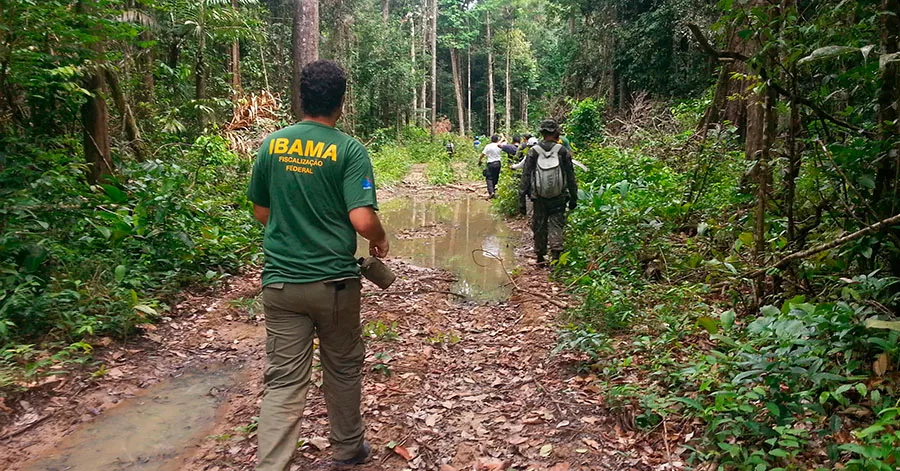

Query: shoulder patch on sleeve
362;177;374;190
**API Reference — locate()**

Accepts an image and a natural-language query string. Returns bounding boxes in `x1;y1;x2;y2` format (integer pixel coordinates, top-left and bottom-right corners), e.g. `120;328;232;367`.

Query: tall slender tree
430;0;438;137
78;0;113;183
291;0;319;121
486;10;494;135
230;0;242;93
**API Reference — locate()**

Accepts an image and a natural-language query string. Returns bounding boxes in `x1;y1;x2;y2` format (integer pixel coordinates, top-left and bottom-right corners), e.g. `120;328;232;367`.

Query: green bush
370;145;413;186
565;97;606;148
0;134;261;376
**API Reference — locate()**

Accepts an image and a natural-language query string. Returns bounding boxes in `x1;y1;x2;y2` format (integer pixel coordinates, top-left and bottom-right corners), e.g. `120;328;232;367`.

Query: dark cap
539;119;559;134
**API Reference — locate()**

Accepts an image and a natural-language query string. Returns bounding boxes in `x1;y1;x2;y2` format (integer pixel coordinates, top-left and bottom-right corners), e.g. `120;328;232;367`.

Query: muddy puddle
22;366;241;471
370;196;517;300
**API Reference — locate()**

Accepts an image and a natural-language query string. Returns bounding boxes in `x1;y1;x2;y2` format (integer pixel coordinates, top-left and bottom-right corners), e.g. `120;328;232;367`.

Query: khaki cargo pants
532;197;568;257
256;278;365;471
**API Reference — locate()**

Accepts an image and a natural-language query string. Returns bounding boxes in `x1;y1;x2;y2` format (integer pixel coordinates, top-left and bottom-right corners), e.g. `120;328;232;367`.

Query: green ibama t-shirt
247;121;378;286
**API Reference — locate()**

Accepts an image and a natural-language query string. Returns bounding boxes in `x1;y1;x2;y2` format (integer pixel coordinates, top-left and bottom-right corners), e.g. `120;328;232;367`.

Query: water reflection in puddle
22;367;239;471
370;197;517;300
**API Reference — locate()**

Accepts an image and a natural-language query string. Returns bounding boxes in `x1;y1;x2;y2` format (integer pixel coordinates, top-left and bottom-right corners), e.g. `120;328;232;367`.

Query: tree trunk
230;0;242;94
420;0;428;128
521;91;527;124
194;32;207;101
784;78;801;247
136;27;154;109
291;0;319;121
504;37;511;134
467;47;472;135
429;0;437;137
486;14;494;135
875;0;900;274
382;0;389;24
697;65;729;139
411;16;417;126
451;49;465;136
104;69;147;161
78;1;113;184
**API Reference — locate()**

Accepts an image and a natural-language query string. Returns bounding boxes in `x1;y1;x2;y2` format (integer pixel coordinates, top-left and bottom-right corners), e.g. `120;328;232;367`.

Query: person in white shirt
478;134;503;198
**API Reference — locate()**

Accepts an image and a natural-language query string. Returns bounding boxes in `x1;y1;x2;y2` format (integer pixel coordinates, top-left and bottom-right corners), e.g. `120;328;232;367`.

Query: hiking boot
333;441;372;466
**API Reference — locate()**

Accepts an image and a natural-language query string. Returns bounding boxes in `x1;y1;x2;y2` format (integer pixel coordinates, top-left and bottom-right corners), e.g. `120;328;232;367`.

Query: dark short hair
490;134;500;142
300;60;347;117
512;134;521;143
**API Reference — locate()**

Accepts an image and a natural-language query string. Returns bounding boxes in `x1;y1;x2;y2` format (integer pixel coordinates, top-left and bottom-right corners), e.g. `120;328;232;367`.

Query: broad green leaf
865;319;900;332
798;45;860;65
114;265;126;282
696;316;718;334
101;184;128;204
134;304;158;316
720;310;736;330
853;424;885;439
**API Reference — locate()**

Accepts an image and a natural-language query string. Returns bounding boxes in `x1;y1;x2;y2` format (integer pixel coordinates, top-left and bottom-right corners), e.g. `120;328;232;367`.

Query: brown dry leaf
394;445;413;461
874;353;889;376
439;466;457;471
507;435;528;445
308;437;329;451
475;458;508;471
582;438;601;450
549;463;571;471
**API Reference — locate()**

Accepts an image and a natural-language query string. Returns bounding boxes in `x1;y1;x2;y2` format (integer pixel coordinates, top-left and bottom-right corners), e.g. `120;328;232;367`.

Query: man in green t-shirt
248;60;388;470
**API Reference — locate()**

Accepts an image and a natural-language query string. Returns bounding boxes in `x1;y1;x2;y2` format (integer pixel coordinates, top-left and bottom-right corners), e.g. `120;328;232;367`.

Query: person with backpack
519;119;578;265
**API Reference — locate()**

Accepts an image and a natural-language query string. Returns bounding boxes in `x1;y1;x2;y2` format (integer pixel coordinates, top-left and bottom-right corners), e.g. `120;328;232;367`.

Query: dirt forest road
1;182;677;471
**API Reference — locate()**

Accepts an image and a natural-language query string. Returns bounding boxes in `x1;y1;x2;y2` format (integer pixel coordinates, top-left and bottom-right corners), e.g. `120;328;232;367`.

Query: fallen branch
516;287;568;309
446;184;476;192
686;23;877;139
0;414;52;441
365;289;467;299
471;249;569;309
747;211;900;277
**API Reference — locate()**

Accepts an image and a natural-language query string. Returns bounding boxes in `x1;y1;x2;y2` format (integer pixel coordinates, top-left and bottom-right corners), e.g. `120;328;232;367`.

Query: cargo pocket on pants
263;337;277;384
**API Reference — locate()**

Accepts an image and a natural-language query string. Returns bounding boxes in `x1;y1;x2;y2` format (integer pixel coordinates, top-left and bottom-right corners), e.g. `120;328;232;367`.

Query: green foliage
370;145;414;187
493;170;521;218
363;320;399;341
0;134;260;379
565;98;606;148
369;128;474;186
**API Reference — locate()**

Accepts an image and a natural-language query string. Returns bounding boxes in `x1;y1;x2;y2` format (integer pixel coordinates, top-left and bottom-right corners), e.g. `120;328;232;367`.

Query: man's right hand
370;238;390;258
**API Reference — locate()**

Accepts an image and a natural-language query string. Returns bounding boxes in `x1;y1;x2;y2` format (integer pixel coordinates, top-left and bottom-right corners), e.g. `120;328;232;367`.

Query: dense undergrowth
496;100;900;470
0;133;261;388
369;127;477;186
0;124;475;390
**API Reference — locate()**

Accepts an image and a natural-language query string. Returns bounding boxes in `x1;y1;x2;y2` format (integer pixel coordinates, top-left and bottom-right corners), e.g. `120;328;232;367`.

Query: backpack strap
534;144;562;159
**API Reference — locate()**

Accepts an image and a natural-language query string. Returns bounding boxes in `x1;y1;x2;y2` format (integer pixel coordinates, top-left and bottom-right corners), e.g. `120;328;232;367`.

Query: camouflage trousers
531;197;568;257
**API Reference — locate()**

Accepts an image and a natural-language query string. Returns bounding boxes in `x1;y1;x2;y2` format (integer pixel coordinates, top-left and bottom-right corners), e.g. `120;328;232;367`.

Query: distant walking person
519;119;578;265
248;60;389;471
479;134;503;198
